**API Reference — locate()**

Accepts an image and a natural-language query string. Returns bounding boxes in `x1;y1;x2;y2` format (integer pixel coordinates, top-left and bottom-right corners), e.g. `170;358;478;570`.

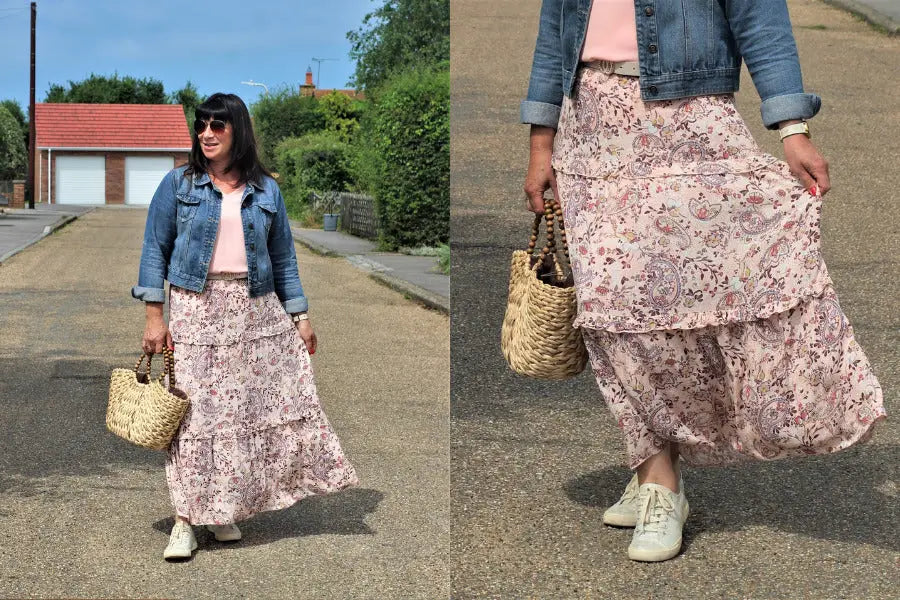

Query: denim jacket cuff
760;92;822;130
282;296;309;314
520;100;561;129
131;285;165;303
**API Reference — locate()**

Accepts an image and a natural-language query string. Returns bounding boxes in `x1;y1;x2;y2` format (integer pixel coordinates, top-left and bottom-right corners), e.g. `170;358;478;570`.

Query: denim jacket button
248;222;254;229
644;6;654;16
648;44;658;53
648;85;658;94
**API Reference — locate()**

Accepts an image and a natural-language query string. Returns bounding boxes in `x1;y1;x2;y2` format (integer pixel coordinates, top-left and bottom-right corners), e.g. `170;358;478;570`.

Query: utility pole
311;58;338;89
26;1;35;209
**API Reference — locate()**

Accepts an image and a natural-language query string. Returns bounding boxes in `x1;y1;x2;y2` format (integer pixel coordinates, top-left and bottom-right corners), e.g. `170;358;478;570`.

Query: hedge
273;131;355;219
359;65;449;249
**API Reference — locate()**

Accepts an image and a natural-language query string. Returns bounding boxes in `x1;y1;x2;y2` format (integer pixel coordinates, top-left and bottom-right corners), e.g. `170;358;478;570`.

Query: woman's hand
781;124;830;196
142;314;172;355
524;126;559;214
296;320;317;355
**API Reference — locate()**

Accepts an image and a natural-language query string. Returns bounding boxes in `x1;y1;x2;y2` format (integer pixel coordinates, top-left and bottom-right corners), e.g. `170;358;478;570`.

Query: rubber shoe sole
206;524;241;542
163;536;198;560
602;508;638;527
627;501;689;562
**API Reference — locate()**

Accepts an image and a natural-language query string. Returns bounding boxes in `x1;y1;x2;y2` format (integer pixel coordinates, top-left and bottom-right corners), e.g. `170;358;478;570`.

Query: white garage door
55;156;106;205
125;156;174;205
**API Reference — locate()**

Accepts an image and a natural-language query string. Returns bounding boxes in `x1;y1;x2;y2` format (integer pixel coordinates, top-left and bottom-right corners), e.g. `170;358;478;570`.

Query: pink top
208;186;249;274
580;0;639;62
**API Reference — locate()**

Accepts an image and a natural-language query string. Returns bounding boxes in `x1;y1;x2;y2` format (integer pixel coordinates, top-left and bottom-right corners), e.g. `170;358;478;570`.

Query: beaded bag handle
526;197;573;284
134;348;177;387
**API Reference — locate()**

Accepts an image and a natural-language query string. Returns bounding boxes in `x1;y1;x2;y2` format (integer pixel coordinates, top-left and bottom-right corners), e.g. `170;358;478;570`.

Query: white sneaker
603;471;685;528
206;523;242;542
627;482;690;562
163;521;197;560
603;473;641;527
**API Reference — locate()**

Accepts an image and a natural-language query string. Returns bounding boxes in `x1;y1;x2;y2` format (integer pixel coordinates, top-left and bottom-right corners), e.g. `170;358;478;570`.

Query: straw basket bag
106;348;189;450
501;198;587;379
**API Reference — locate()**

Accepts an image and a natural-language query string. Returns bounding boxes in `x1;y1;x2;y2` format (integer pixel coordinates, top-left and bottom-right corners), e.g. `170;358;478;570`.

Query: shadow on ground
152;487;383;551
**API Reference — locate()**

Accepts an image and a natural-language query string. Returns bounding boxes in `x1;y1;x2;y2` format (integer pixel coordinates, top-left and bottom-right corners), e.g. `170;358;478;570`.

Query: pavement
290;226;450;314
450;0;898;598
824;0;900;33
0;204;95;263
0;208;449;598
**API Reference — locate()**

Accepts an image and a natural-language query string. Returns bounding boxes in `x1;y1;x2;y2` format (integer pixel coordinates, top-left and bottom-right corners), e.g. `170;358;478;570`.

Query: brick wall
10;180;25;208
39;150;190;204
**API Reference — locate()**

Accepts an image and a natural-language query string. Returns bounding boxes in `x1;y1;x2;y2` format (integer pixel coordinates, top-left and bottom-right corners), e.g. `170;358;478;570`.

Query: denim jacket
521;0;822;131
131;165;308;313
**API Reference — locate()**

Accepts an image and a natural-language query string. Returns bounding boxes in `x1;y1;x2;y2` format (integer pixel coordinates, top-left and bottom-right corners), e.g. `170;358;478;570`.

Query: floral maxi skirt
165;276;358;525
553;62;885;469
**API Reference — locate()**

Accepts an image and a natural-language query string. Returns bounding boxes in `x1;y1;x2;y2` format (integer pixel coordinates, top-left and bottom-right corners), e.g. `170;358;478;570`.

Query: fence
337;192;379;240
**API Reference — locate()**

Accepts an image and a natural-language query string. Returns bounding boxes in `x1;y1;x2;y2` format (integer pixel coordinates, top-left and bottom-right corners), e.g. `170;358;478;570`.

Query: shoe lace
637;487;676;535
619;478;640;504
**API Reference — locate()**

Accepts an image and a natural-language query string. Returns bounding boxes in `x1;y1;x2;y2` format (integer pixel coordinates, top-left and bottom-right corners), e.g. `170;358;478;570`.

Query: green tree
250;88;325;166
0;99;28;151
170;81;205;129
0;106;27;180
347;0;449;92
316;91;363;143
44;73;167;104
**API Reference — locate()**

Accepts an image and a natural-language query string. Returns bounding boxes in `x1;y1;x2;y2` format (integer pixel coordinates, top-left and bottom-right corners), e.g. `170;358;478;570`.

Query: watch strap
778;121;810;141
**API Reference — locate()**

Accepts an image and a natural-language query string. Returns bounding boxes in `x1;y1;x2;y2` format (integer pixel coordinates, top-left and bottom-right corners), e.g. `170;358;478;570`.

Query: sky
0;0;378;111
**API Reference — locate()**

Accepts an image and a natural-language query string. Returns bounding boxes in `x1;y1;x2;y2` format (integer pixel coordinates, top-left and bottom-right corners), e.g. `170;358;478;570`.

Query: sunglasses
193;118;228;135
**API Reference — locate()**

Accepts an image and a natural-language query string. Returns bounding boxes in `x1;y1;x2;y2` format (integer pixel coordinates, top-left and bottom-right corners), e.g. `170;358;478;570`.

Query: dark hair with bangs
184;92;270;185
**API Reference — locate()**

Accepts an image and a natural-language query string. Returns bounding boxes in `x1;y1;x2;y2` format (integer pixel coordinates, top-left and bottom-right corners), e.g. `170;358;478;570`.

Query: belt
581;59;640;77
207;271;248;280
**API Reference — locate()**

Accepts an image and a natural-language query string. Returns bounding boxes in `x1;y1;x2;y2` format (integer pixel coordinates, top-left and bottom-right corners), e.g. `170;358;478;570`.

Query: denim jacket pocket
256;199;277;233
176;193;201;222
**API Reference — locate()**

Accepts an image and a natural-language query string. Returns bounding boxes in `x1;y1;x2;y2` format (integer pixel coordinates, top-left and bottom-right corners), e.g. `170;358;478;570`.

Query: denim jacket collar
190;170;264;192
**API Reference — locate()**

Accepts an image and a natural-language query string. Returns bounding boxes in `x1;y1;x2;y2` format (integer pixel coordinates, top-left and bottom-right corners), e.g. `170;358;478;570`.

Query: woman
132;93;358;560
521;1;885;562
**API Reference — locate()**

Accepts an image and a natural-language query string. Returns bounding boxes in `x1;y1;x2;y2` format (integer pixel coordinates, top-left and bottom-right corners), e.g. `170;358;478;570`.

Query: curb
290;229;343;258
821;0;900;35
290;229;449;315
0;211;86;265
368;271;450;315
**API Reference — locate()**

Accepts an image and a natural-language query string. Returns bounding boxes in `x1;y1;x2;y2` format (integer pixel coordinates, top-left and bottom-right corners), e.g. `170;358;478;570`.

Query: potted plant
312;191;340;231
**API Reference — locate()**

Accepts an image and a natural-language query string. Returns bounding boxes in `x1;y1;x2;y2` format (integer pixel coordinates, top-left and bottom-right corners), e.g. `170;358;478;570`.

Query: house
35;103;192;205
298;67;365;100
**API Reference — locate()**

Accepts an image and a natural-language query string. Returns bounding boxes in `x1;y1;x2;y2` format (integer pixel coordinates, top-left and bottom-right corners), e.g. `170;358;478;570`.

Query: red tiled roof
36;103;192;149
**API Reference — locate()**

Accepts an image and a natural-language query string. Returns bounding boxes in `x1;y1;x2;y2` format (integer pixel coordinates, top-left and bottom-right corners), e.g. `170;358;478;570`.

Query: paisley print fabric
165;278;358;525
582;286;885;469
555;63;885;468
553;65;832;332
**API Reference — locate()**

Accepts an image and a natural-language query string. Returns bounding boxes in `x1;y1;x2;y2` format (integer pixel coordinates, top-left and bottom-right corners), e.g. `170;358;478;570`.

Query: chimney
305;67;314;87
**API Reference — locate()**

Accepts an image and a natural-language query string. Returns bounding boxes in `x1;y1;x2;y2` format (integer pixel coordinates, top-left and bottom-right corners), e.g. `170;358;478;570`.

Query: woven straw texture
501;200;587;379
106;351;189;451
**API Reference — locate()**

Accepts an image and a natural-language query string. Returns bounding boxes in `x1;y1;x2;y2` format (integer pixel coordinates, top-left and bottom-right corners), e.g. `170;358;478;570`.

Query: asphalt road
0;208;449;599
450;1;899;598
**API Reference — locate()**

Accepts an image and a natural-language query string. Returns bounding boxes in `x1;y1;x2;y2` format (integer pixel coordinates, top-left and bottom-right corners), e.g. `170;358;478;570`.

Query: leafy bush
0;106;26;180
317;91;364;143
251;88;324;166
358;65;449;249
437;243;450;275
273;131;354;220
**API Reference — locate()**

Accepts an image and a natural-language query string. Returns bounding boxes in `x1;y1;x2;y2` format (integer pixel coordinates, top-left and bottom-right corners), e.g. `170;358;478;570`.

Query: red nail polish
809;185;817;196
